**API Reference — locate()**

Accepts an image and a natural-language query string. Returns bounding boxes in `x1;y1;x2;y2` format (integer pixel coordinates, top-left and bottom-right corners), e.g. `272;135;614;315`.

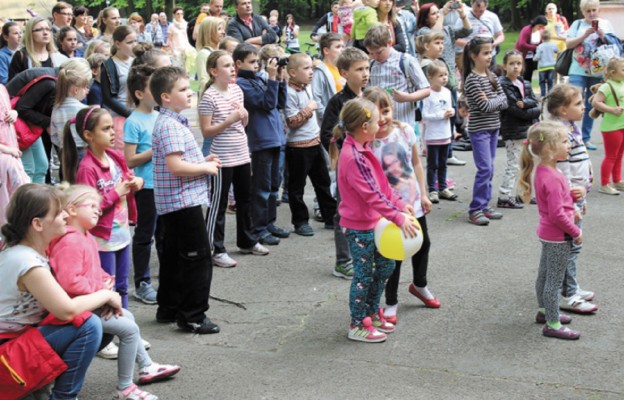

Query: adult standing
192;1;225;45
98;7;121;40
544;3;568;53
51;2;73;38
226;0;278;48
72;6;93;50
0;22;22;85
128;13;150;43
196;17;226;94
377;0;407;53
145;14;164;47
310;1;343;42
169;7;197;69
158;12;171;48
396;0;418;57
565;0;614;150
455;0;504;65
515;16;547;82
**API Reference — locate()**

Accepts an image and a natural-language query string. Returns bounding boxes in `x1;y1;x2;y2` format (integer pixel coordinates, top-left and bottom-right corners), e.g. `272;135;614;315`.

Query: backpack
10;75;57;151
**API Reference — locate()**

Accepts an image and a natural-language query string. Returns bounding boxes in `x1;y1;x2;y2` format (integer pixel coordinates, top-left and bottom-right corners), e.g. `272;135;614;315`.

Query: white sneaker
97;342;119;359
599;184;619;195
447;156;467;166
142;339;151;350
212;252;237;268
560;294;598;314
239;243;269;255
576;288;595;302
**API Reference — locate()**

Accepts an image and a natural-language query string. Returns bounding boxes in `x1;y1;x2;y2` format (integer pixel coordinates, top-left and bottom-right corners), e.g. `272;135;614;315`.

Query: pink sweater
338;135;406;230
48;226;111;297
535;165;581;241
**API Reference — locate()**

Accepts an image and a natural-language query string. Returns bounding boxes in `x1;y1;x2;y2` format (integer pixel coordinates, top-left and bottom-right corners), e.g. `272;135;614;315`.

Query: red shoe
408;283;441;308
383;313;397;325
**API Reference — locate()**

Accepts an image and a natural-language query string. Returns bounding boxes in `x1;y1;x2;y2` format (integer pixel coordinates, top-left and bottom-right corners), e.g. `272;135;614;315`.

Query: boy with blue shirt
534;31;559;97
150;66;222;334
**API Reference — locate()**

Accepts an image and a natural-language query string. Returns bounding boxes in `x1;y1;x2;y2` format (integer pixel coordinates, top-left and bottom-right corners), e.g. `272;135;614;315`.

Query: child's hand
104;276;115;291
421;196;432;214
238;105;249;125
4;110;17;123
307;100;318;111
574;235;583;245
479;92;488;103
0;145;21;158
114;180;132;197
574;210;582;223
444;108;455;118
266;57;278;80
204;160;221;176
390;89;411;103
570;186;586;201
403;204;415;216
516;101;525;109
128;176;143;192
226;108;243;125
205;154;221;165
612;106;623;116
400;214;420;238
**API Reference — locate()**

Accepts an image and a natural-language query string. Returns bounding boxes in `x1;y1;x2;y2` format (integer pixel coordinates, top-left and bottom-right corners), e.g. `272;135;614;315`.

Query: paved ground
78;110;624;399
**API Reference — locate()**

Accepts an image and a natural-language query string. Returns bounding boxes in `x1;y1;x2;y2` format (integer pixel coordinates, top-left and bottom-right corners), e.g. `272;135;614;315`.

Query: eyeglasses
32;27;52;33
58;12;73;16
75;202;102;214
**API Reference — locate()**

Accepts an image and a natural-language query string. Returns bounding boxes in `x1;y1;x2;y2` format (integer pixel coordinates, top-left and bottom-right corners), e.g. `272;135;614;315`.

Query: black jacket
6;67;58;129
499;76;540;141
320;84;358;151
100;57;130;118
226;14;277;46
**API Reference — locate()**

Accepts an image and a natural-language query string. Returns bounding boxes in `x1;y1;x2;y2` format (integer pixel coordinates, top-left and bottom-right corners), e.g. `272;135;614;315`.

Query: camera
449;0;461;9
272;57;289;67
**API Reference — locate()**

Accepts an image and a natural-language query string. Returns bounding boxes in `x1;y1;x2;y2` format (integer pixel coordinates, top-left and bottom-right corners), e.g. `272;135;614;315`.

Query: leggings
535;241;571;323
99;245;131;308
600;129;624;186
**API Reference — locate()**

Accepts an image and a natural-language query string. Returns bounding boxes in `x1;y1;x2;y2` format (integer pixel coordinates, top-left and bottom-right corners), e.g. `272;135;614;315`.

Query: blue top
0;47;16;85
87;81;103;107
124;110;158;189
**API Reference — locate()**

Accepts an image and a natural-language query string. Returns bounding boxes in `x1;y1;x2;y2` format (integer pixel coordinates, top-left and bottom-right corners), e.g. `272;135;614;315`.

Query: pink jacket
535;165;581;242
76;148;137;240
48;226;111;297
338;135;406;230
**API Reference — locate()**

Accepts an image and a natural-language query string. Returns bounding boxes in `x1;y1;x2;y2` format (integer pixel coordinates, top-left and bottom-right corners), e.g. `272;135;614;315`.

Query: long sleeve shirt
535;164;581;242
464;72;508;133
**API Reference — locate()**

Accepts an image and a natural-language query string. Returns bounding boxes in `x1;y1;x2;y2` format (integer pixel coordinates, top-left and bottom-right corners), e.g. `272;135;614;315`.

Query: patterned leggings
345;228;395;326
535;241;572;323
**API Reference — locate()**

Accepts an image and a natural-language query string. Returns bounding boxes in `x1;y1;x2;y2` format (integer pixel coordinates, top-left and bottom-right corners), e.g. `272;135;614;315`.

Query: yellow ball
374;217;423;261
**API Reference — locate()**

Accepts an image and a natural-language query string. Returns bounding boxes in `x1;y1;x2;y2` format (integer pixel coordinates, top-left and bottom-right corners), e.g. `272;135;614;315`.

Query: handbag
589;82;619;119
555;48;574;76
590;43;619;75
10;75;57;151
0;328;67;399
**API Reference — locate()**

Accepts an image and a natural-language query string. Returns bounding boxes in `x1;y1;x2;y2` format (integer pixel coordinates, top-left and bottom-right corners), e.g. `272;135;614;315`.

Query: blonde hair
55;59;92;106
57;182;101;209
415;31;445;56
258;44;285;66
84;38;112;58
605;57;624;80
286;52;310;71
23;17;57;67
196;17;225;51
580;0;599;11
329;98;378;169
425;59;448;80
203;50;230;95
518;121;569;203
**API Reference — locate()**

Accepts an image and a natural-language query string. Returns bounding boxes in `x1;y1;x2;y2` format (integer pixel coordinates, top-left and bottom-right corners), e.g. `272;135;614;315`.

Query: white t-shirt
456;8;503;53
0;245;49;333
112;57;133;116
421;86;453;145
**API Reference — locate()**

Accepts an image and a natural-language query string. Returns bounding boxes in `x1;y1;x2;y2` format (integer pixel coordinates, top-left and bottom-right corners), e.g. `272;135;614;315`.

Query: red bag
10;75;57;152
0;327;67;399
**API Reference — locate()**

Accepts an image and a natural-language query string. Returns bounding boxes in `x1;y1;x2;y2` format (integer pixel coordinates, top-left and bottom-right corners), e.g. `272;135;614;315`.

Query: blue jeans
21;137;48;183
568;74;603;143
201;137;213;156
427;143;449;192
539;69;554;97
38;315;102;400
251;147;281;237
562;198;585;297
469;130;499;212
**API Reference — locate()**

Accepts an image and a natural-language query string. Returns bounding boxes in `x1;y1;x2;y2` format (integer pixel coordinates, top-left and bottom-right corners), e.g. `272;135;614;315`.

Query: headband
82;106;100;132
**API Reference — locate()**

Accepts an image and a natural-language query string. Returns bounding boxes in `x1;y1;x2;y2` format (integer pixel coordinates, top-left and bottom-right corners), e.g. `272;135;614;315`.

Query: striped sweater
464;72;508;133
556;120;593;192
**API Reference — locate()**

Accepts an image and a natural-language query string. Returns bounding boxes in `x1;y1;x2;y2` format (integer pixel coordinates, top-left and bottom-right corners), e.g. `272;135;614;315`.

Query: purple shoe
542;325;580;340
535;311;572;324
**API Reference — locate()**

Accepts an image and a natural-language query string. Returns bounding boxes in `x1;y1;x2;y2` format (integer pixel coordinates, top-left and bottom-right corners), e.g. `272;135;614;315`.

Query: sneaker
313;208;324;222
268;225;290;238
294;224;315;236
576;288;595;302
497;197;523;209
483;208;503;220
239;243;269;255
370;309;395;333
134;282;157;305
584;141;597;150
142;339;151;350
439;188;458;201
333;261;354;279
113;384;157;400
138;362;181;384
468;210;490;226
347;317;387;343
535;311;572;324
560;295;598;314
281;192;289;203
97;342;118;359
542;325;580;340
212;252;237;268
613;181;624;191
599;184;620;195
259;233;280;246
429;191;439;204
155;310;175;324
516;195;537;205
324;222;335;230
447;156;467;166
177;317;220;334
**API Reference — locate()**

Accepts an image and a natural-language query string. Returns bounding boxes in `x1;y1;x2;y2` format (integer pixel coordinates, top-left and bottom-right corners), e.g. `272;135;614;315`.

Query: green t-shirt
598;79;624;132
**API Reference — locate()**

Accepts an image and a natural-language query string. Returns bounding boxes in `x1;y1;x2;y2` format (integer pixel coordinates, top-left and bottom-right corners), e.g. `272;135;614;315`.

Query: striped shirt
369;48;429;125
555;120;593;192
463;72;507;133
50;97;87;148
153;107;210;216
198;84;251;168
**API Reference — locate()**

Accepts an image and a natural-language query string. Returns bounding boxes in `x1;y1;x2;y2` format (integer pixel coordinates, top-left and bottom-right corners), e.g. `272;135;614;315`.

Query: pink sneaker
348;317;387;343
114;384;158;400
138;362;181;384
371;309;395;333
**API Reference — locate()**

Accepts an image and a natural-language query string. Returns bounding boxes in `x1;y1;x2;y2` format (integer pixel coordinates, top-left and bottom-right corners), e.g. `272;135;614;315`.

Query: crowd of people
0;0;622;398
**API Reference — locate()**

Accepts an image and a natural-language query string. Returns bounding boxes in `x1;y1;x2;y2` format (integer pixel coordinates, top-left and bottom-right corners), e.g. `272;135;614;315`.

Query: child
285;53;337;236
199;50;267;264
62;106;143;311
591;57;624;194
352;0;380;51
124;64;159;305
364;87;437;325
0;84;29;226
101;25;137;150
534;31;559;97
235;43;291;250
320;46;369;279
283;14;300;53
332;98;419;343
85;38;112;58
87;53;107;107
517;121;582;340
150;66;222;334
49;183;180;400
312;32;345;125
218;36;239;55
365;24;430;126
546;84;598;314
497;50;540;209
50;59;91;164
462;37;508;226
338;0;355;42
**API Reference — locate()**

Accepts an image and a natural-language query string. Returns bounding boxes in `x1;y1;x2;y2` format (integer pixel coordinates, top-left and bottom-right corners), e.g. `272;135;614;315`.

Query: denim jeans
426;143;449;192
562;198;585;297
201;136;213;156
38;315;102;400
251;147;281;237
539;69;554;97
568;74;603;143
20;137;48;183
469;130;499;212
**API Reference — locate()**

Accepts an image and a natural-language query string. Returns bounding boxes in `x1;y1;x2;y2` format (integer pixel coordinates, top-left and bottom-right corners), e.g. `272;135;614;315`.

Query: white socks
384;304;398;317
414;285;434;300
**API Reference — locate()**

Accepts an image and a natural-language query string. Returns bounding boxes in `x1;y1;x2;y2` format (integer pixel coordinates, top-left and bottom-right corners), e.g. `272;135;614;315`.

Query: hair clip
522;139;529;145
330;137;337;144
539;132;544;142
364;108;371;119
337;119;345;129
70;117;77;124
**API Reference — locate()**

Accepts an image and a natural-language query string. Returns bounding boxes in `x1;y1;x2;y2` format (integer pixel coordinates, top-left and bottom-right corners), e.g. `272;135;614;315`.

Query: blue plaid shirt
153;107;210;215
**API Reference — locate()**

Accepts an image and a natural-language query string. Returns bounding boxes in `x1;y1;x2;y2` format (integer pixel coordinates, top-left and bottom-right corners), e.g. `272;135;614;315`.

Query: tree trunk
165;0;175;19
510;0;521;30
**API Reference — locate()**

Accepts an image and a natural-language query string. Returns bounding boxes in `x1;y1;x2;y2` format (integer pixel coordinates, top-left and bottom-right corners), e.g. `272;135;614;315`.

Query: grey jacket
226;14;277;45
311;62;338;126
